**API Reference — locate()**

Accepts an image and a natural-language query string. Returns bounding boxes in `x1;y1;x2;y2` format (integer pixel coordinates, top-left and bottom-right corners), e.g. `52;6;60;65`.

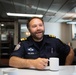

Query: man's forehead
29;18;43;25
30;18;42;22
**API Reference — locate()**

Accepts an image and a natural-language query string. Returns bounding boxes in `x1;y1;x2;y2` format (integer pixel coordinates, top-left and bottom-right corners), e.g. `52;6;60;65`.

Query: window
72;24;76;40
20;24;30;40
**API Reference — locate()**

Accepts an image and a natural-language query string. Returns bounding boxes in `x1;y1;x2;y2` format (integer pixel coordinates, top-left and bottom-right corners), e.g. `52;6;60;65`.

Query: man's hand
9;56;48;70
32;58;48;69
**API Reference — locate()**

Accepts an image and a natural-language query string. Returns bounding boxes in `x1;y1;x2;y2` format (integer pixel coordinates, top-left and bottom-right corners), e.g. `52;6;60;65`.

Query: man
9;17;74;69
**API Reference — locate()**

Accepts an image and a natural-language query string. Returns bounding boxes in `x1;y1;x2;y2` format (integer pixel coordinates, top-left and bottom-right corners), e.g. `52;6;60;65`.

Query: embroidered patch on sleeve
14;44;21;50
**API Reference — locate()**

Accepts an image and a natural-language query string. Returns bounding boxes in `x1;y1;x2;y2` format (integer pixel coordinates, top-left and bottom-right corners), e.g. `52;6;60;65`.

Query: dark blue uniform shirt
11;35;70;65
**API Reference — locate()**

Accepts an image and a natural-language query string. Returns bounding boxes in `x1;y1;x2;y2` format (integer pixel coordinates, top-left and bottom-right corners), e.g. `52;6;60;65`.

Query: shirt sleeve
56;38;70;56
10;42;25;58
56;39;70;65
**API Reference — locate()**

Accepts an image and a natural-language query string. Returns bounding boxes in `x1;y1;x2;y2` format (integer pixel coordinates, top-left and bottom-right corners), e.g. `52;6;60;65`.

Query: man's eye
32;25;36;28
39;24;43;27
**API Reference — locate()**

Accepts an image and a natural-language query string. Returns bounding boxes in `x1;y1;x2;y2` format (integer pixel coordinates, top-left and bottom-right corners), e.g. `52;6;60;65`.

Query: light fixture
67;21;76;24
67;18;76;24
25;31;30;36
1;24;4;26
7;12;43;18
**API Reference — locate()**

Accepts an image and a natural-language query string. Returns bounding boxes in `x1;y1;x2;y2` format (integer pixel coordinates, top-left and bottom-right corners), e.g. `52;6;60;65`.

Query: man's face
29;18;45;41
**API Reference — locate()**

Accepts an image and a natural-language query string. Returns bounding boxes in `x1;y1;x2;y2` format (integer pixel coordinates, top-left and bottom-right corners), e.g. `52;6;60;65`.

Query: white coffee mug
49;57;59;71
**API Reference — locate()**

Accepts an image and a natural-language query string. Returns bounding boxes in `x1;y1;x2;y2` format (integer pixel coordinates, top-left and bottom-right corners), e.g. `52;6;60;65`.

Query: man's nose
37;26;40;30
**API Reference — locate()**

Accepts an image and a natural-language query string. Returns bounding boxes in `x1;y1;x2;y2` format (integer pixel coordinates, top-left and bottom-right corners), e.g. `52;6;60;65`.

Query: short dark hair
26;17;44;29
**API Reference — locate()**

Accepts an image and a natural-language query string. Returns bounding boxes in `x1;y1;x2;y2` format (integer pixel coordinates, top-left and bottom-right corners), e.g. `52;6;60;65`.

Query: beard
31;30;44;41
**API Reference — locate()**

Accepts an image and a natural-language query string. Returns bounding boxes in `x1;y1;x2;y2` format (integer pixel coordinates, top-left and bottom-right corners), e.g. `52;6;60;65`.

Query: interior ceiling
0;0;76;23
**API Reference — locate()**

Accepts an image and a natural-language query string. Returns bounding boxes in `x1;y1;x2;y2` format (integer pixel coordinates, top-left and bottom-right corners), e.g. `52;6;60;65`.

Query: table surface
0;66;76;75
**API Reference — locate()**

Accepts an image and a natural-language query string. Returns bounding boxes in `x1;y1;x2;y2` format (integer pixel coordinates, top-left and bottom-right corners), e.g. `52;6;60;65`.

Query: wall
44;22;69;43
44;22;61;38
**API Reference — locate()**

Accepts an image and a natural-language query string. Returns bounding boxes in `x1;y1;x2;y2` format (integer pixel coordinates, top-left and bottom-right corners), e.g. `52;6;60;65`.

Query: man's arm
9;56;48;69
65;48;74;65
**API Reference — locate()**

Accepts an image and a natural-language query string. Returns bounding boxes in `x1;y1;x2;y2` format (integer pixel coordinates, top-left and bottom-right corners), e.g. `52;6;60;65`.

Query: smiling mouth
36;32;42;34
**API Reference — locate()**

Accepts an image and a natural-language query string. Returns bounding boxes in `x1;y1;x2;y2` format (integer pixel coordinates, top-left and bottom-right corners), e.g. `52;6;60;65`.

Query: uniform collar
27;36;35;46
43;35;51;44
27;35;51;46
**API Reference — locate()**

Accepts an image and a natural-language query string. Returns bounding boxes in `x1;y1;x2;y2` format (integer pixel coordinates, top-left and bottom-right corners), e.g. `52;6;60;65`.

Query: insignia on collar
49;34;56;38
21;38;27;41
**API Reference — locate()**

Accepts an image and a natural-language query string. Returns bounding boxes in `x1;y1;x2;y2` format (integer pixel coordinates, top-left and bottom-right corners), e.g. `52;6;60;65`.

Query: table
0;66;76;75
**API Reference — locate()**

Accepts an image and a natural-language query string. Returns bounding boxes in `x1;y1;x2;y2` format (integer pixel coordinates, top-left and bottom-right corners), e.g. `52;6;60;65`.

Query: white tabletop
0;66;76;75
